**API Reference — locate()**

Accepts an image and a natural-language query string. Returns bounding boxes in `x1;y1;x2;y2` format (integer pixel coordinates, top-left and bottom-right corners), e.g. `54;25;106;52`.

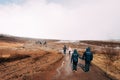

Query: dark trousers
85;60;91;72
69;51;71;55
64;50;66;54
73;61;78;71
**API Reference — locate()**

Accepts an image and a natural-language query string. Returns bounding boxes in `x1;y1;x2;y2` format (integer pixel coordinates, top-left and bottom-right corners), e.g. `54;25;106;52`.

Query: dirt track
54;54;111;80
27;53;111;80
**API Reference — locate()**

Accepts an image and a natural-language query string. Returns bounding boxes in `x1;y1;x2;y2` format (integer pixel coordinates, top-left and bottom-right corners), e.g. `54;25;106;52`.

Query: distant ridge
0;34;25;43
0;34;60;43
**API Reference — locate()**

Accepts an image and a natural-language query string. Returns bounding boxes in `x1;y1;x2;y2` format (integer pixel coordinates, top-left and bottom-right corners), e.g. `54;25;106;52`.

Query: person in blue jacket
82;47;93;72
71;49;79;71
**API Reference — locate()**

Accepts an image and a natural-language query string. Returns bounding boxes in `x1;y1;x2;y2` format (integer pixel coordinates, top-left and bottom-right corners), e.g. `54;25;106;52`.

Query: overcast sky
0;0;120;40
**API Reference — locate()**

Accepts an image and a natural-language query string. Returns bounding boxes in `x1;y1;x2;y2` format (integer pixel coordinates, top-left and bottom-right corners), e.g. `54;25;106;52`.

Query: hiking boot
84;70;89;72
73;70;76;72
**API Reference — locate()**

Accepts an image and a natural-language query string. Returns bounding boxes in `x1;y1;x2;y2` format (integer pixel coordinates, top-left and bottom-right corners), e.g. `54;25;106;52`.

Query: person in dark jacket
82;47;93;72
71;49;79;71
63;45;67;54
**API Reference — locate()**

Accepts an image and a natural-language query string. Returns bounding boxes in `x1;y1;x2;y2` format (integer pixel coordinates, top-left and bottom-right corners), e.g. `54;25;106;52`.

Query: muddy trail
28;53;111;80
0;49;63;80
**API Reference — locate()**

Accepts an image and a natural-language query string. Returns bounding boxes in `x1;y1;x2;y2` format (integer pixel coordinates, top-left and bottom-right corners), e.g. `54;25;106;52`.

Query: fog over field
0;0;120;40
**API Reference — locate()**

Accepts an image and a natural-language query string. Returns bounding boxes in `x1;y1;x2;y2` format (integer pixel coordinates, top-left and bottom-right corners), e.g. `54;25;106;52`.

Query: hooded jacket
82;47;93;61
71;49;79;63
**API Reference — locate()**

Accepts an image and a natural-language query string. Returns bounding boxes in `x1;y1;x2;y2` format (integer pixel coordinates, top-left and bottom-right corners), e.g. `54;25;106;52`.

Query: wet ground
52;53;110;80
28;53;111;80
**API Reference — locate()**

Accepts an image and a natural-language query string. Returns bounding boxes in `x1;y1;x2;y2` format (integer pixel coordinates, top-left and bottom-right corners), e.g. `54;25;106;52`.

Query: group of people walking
63;45;93;72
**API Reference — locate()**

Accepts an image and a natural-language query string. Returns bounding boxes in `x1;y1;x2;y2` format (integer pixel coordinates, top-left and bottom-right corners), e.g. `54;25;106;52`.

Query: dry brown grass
81;40;120;47
78;46;120;80
0;41;23;48
92;52;120;80
0;41;63;80
79;40;120;80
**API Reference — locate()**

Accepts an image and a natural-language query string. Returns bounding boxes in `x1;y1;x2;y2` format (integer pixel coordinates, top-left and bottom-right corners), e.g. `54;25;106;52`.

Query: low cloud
0;0;120;40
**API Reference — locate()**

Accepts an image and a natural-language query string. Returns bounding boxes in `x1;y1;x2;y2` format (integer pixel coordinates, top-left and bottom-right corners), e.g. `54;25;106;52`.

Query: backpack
73;54;78;62
85;52;93;61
